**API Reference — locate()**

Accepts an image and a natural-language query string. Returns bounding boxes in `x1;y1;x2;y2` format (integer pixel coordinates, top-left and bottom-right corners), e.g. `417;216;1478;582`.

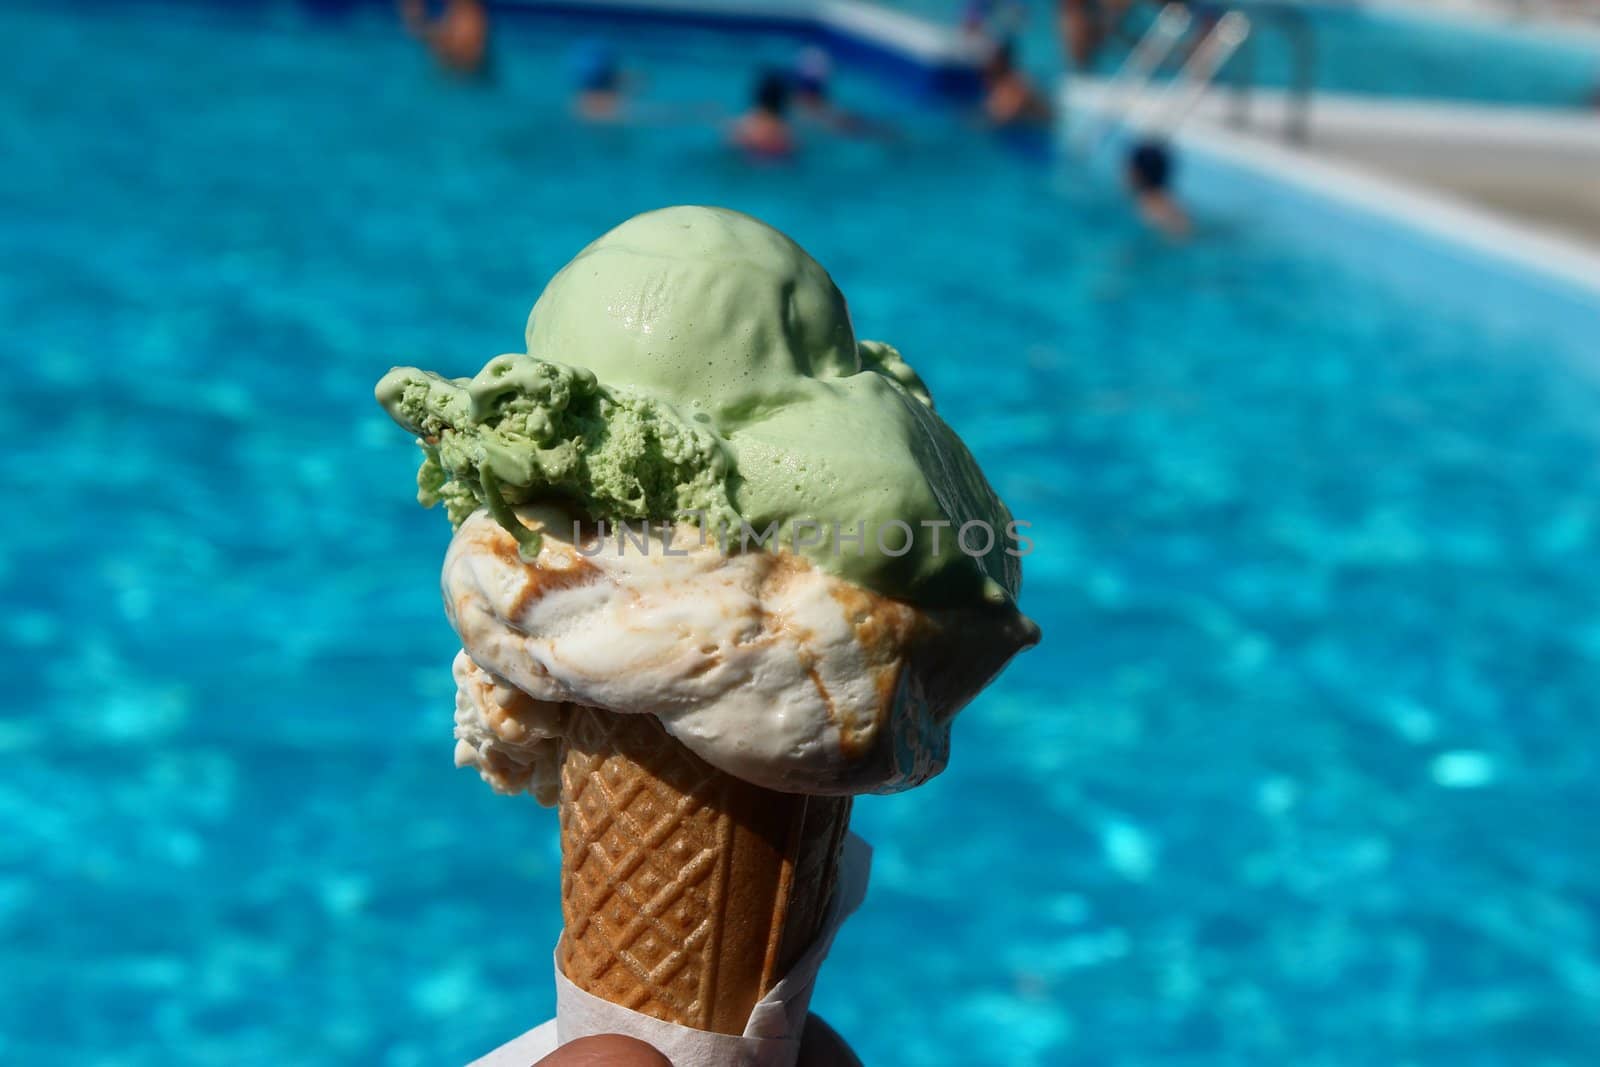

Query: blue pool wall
495;0;1600;113
199;0;1600;106
1253;0;1600;67
1167;0;1600;106
481;0;986;100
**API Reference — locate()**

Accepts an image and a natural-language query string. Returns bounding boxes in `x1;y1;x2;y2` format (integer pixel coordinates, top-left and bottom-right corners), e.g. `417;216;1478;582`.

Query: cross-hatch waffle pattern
558;706;850;1034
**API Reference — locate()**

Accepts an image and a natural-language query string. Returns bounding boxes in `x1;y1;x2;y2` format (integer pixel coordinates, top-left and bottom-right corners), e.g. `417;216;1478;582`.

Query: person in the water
570;39;624;120
788;47;889;138
1126;138;1190;238
730;69;795;159
983;39;1052;127
791;47;831;113
399;0;491;78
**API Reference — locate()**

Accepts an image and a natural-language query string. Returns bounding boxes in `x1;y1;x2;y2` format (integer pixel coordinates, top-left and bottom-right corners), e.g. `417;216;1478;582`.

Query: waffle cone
557;706;852;1034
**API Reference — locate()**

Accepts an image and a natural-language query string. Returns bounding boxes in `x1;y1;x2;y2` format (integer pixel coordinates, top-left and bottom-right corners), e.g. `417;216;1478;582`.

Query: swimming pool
5;2;1600;1065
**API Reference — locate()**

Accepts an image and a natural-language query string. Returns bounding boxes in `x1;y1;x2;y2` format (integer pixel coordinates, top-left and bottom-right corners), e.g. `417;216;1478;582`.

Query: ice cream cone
380;207;1041;1056
557;705;852;1034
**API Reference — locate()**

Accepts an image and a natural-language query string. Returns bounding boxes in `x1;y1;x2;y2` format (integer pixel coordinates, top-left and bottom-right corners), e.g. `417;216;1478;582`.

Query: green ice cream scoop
377;206;1023;610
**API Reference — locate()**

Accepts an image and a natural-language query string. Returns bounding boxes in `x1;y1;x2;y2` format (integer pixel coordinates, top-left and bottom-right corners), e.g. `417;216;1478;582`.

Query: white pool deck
1289;101;1600;249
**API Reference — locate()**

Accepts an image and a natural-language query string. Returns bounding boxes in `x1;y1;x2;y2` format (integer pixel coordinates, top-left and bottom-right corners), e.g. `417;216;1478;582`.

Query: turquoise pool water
5;2;1600;1065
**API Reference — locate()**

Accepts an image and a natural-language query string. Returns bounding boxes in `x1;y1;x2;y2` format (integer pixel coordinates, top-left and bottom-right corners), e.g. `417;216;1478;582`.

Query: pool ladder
1223;1;1316;144
1073;1;1315;152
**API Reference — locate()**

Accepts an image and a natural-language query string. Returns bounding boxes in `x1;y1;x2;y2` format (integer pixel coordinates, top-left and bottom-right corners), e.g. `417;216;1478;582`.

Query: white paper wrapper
469;834;871;1067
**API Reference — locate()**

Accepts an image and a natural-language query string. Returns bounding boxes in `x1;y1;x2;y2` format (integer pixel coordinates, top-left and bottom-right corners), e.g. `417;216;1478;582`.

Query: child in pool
731;70;796;159
1126;138;1191;238
399;0;490;78
570;40;624;121
983;39;1052;127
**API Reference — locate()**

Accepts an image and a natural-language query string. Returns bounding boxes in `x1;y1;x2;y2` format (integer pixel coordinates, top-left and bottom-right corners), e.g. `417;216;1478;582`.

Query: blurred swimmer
731;69;795;159
570;39;624;120
399;0;491;78
983;39;1052;127
1126;138;1190;238
791;47;834;117
788;47;891;138
564;41;737;127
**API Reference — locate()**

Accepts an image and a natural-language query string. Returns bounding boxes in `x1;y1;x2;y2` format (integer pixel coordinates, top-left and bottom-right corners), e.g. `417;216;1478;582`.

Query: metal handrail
1222;1;1317;143
1140;10;1252;136
1072;3;1193;154
1072;0;1316;151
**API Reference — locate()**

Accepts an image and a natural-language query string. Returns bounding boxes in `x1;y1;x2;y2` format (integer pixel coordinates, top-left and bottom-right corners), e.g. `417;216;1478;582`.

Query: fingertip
533;1033;674;1067
796;1014;863;1067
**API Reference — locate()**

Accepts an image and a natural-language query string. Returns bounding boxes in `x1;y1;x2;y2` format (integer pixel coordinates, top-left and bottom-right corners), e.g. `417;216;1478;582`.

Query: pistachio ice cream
379;205;1038;796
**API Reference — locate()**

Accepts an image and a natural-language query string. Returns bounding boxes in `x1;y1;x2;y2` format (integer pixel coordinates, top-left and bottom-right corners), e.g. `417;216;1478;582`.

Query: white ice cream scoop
444;506;1039;797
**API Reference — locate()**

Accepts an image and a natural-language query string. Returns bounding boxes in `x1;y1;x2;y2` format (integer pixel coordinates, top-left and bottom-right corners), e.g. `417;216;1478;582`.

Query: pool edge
1174;118;1600;328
